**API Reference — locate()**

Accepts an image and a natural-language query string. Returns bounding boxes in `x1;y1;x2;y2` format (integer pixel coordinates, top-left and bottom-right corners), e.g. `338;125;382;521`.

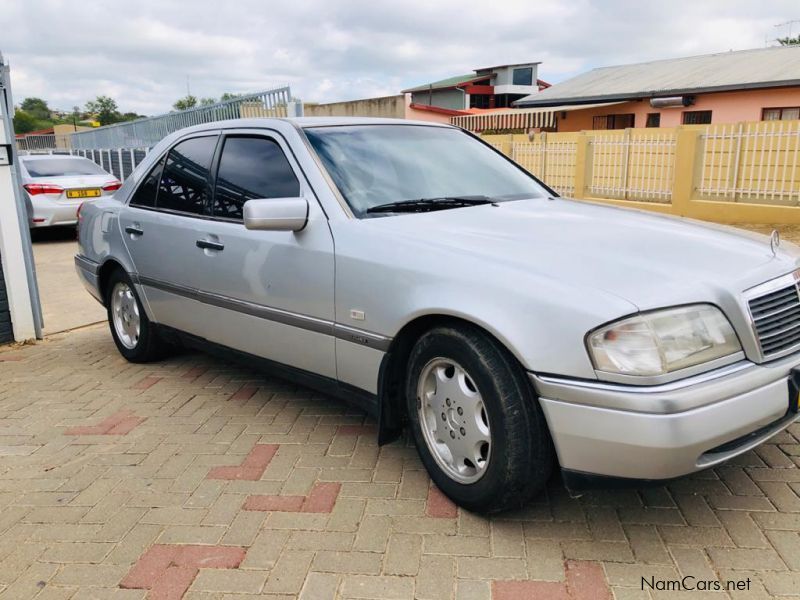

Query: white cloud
0;0;797;114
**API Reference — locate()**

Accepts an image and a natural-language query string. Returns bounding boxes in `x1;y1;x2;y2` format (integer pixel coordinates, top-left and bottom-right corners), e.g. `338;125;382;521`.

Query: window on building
470;94;491;109
592;114;635;130
646;113;661;128
157;136;217;214
212;136;300;221
682;111;712;125
763;107;800;121
512;67;533;86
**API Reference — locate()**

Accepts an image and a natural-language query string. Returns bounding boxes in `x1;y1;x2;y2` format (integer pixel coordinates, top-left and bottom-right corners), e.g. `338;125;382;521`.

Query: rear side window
129;156;165;208
157;136;217;214
212;136;300;220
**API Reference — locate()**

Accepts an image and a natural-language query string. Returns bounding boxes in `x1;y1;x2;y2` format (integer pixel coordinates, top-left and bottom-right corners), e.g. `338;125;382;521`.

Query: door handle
196;240;224;251
125;226;143;236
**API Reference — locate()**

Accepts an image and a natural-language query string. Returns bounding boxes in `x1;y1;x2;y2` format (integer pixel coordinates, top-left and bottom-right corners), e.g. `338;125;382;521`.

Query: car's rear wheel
406;325;553;513
106;269;167;362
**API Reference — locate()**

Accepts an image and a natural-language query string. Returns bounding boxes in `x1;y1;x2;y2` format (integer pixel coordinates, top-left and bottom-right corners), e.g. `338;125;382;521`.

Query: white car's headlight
587;305;741;377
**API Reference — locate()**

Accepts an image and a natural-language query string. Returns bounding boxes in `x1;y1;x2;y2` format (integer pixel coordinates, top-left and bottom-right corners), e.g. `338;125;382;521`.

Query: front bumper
532;353;800;482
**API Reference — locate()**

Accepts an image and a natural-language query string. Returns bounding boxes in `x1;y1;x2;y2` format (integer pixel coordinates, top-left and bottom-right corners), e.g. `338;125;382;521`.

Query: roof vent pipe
650;96;694;108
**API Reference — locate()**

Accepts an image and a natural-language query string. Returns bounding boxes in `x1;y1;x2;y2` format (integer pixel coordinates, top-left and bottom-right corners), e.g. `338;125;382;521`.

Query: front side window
157;136;217;215
304;125;548;218
512;67;533;86
212;136;300;220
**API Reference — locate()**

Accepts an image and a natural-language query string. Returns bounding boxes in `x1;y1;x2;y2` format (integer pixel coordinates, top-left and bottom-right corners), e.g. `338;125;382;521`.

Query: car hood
364;197;800;310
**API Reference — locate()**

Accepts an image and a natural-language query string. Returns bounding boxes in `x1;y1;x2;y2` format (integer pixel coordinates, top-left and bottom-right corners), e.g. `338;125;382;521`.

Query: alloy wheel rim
111;282;140;349
416;357;491;484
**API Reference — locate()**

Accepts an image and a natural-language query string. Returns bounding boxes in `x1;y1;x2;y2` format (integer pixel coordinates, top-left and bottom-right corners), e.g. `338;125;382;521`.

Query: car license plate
789;369;800;413
66;188;101;199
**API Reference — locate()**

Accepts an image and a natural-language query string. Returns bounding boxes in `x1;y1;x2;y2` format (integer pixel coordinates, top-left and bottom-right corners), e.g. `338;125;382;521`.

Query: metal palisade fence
69;86;298;150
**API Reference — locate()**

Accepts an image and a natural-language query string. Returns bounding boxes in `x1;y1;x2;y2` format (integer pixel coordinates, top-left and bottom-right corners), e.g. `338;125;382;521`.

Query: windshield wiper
366;196;495;214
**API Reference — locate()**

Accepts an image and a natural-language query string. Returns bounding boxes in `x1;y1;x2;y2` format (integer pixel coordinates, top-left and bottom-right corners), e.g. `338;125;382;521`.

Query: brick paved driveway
1;324;799;599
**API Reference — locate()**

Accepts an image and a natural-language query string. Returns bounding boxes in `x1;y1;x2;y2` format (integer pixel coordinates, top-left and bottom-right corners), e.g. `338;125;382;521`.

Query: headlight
587;305;741;377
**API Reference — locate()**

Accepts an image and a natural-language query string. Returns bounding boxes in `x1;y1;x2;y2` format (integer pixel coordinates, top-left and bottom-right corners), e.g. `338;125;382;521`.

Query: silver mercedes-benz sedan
20;155;121;228
75;117;800;512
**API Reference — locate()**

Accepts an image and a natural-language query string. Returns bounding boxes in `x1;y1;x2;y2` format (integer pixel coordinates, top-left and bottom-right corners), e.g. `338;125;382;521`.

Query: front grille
748;282;800;359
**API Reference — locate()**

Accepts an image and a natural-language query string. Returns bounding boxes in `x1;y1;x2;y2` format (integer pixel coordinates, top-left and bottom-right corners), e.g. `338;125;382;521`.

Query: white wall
0;88;40;341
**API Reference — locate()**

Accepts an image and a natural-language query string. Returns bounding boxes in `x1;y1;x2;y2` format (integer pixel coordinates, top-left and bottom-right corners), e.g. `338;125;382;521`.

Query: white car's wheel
406;324;554;513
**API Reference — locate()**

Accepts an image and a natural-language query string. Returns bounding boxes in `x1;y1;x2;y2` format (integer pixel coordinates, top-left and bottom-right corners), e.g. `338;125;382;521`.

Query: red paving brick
493;579;570;600
301;482;341;513
228;384;258;401
565;560;611;600
492;561;611;600
181;366;208;379
148;565;197;600
244;482;341;513
65;409;145;436
132;375;162;390
426;484;458;518
207;444;279;481
121;544;246;599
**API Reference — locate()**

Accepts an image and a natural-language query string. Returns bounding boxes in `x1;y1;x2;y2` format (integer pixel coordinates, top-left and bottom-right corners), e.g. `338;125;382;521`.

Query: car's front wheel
106;269;167;362
406;325;553;513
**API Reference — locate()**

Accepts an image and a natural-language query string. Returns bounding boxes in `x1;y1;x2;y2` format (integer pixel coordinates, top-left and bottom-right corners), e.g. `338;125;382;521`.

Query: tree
199;97;216;106
220;92;242;102
12;109;38;134
20;97;50;120
173;95;198;111
85;96;121;126
778;35;800;46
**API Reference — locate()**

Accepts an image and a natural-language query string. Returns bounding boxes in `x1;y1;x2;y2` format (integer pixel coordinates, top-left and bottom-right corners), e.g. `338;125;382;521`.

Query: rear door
118;133;220;336
185;130;336;379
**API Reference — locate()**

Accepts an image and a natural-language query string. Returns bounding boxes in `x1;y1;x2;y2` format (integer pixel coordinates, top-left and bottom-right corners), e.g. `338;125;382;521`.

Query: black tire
105;269;167;362
405;325;553;513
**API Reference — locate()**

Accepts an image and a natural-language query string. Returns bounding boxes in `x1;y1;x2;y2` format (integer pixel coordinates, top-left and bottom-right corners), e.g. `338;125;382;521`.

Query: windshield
303;125;549;217
23;158;108;178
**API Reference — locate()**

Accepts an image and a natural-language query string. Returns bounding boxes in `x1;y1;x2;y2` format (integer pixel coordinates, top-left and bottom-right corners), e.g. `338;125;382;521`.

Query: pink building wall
556;87;800;131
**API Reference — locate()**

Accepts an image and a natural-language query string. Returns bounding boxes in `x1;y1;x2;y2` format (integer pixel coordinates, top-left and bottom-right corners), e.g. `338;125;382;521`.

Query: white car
20;155;121;228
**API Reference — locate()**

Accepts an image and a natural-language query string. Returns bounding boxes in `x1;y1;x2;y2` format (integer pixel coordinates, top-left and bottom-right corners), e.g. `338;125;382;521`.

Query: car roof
289;116;453;128
161;117;454;137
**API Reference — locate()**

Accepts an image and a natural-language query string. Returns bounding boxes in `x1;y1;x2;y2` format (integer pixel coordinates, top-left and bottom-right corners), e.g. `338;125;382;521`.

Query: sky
1;0;799;116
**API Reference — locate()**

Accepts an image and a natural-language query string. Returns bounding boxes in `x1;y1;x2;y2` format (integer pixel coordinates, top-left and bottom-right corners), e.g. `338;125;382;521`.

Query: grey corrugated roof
515;46;800;108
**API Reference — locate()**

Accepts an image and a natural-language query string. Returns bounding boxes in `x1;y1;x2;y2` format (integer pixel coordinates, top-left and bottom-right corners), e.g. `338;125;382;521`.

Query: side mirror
243;197;309;232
